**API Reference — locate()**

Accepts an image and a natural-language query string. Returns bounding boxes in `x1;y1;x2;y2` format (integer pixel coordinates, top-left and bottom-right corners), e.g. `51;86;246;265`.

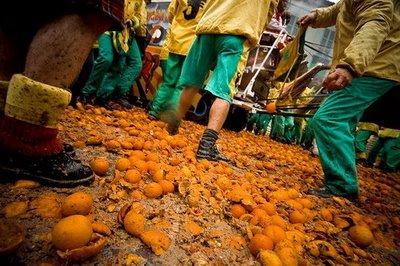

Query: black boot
196;129;230;162
94;98;113;109
115;96;133;109
307;187;359;201
0;149;94;187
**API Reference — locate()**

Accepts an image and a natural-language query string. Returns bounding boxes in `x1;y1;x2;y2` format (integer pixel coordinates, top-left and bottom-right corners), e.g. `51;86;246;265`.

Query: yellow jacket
125;0;147;37
358;122;379;134
167;0;206;56
196;0;277;47
379;128;400;138
160;29;171;60
312;0;400;82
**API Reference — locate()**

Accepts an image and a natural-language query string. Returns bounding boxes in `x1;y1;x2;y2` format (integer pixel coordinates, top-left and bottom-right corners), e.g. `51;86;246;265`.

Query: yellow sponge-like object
5;74;71;128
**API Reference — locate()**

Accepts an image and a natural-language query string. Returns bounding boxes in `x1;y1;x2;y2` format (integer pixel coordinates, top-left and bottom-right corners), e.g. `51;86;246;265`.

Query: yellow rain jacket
159;30;171;60
358;122;379;134
111;0;147;53
167;0;206;56
379;128;400;138
196;0;278;47
136;1;148;37
124;0;147;36
312;0;400;82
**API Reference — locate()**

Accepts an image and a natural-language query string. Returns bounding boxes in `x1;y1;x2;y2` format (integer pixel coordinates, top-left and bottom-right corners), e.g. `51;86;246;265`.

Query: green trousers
354;130;374;159
82;33;142;101
293;118;305;144
367;138;384;166
367;137;400;171
381;137;400;171
255;114;272;135
246;113;260;132
149;53;185;118
311;76;397;196
301;119;314;149
271;115;295;143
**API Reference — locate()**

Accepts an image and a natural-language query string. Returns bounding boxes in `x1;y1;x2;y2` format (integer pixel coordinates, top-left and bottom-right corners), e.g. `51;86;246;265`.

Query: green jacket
312;0;400;82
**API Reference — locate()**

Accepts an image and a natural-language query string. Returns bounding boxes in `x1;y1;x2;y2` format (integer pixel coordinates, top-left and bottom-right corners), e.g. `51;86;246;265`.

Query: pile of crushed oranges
0;104;399;265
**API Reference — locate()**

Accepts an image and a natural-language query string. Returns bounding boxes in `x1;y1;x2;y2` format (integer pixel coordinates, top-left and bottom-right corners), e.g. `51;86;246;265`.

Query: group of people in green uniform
355;122;400;172
80;0;149;109
150;0;400;200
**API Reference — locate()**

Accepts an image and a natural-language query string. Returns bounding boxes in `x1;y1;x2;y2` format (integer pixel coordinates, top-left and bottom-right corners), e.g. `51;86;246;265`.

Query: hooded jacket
312;0;400;82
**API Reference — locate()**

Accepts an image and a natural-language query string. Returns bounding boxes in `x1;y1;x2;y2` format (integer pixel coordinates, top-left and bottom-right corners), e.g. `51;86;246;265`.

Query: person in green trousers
300;118;314;149
246;113;260;133
149;54;185;118
255;113;272;135
81;31;142;108
299;0;400;199
380;137;400;172
354;122;379;161
148;0;206;119
271;115;295;143
293;117;305;145
367;128;400;171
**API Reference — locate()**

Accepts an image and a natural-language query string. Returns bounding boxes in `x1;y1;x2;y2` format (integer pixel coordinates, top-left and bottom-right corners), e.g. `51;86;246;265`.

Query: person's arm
136;0;148;37
167;0;178;23
297;0;343;28
336;0;394;77
311;0;343;28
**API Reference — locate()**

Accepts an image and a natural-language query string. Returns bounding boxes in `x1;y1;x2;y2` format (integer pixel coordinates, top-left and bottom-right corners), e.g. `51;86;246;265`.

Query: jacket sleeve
136;1;148;37
336;0;394;76
167;0;178;23
311;0;343;28
124;0;137;22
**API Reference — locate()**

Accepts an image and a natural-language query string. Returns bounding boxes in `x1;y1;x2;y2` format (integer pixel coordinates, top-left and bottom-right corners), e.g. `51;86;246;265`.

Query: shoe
63;143;76;157
160;110;180;135
0;149;94;187
196;144;230;162
94;98;113;109
80;95;90;105
115;96;133;109
307;187;359;201
148;114;158;121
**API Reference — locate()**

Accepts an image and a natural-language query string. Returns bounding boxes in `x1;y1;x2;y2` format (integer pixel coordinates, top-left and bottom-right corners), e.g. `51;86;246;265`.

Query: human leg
301;118;314;149
283;116;295;143
0;13;111;186
114;38;143;101
82;33;114;99
196;35;248;161
259;114;272;135
247;113;259;132
165;35;216;135
355;130;374;159
309;77;396;197
380;137;400;171
150;53;185;118
271;115;285;141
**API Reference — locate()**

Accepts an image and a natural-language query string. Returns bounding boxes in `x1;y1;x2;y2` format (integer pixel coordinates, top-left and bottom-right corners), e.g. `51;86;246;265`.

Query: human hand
323;68;353;91
297;11;317;27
